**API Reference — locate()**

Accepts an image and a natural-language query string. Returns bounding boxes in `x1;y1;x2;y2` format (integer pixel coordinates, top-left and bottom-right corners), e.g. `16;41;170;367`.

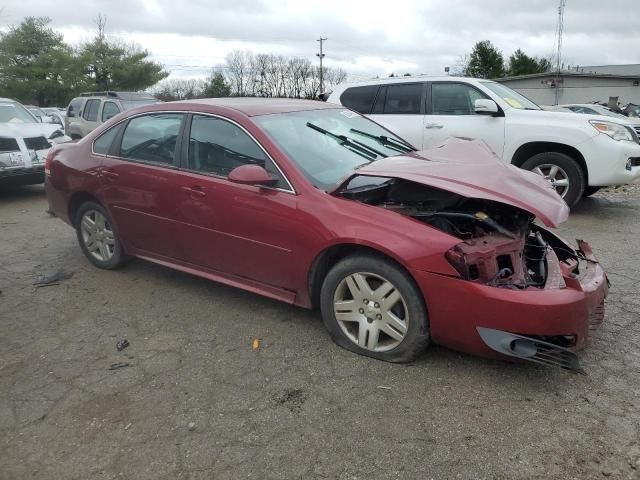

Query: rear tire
319;253;430;363
75;201;126;269
521;152;585;208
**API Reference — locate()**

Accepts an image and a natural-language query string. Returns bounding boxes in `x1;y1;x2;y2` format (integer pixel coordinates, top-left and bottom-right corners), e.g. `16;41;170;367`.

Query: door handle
182;186;206;197
425;123;444;129
102;169;119;179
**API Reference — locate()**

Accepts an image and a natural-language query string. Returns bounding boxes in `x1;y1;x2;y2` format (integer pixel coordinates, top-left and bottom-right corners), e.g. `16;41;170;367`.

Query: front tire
75;201;125;269
521;152;585;207
319;254;430;363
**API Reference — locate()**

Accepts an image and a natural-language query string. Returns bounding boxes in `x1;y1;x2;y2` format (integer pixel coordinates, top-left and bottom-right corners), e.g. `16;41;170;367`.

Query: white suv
327;77;640;206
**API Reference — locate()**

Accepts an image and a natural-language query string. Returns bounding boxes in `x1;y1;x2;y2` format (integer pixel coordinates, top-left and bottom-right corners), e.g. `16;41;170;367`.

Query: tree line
0;16;167;107
153;51;348;101
456;40;551;79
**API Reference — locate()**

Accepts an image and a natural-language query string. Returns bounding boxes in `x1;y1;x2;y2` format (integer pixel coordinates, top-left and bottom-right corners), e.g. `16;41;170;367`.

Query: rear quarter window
93;124;124;155
339;85;380;114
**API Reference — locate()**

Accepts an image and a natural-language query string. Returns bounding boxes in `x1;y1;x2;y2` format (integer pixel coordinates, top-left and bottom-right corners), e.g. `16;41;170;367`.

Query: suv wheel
521;152;585;207
319;254;430;363
75;202;126;269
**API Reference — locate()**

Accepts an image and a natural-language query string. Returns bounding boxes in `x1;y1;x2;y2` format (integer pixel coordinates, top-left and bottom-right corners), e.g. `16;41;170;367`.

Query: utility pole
554;0;567;105
316;37;327;94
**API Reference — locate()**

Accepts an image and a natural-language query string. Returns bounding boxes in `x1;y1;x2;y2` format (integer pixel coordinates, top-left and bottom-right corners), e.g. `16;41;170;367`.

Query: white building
496;65;640;107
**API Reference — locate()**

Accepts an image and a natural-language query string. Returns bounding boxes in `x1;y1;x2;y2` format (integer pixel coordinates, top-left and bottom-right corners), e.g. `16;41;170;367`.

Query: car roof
333;76;488;88
171;97;341;117
0;98;19;103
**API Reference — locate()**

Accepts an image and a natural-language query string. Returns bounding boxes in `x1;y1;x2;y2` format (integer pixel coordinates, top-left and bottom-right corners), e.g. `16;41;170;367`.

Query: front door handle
425;123;444;129
182;186;206;197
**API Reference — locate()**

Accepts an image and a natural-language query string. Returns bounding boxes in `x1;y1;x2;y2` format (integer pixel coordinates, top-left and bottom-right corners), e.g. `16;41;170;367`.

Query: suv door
65;97;84;138
368;83;426;149
80;99;101;136
98;112;186;260
424;81;506;157
175;113;299;291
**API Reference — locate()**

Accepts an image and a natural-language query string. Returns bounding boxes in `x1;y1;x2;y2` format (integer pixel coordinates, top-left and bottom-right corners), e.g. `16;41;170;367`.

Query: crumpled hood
0;121;60;140
353;138;569;227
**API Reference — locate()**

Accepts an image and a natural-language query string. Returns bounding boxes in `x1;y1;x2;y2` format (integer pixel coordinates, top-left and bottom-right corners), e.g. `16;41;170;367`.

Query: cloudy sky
2;0;639;80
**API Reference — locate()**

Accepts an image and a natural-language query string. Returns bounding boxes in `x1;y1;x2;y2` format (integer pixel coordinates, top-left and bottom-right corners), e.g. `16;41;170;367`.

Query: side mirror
474;99;499;116
228;164;278;187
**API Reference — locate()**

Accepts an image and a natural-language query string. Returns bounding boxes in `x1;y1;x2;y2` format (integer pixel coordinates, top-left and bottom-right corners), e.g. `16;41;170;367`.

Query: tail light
44;147;57;176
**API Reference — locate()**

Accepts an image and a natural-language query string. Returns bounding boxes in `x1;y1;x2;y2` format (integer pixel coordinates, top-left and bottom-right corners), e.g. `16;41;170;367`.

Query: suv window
431;83;489;115
82;99;100;122
67;98;82;118
120;113;184;165
102;101;120;122
93;124;124;155
187;115;287;188
340;86;380;114
383;83;422;114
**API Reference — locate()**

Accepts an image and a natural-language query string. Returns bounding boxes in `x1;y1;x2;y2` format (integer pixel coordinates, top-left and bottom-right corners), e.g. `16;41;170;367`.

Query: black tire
583;186;601;198
75;201;126;269
521;152;585;208
319;253;430;363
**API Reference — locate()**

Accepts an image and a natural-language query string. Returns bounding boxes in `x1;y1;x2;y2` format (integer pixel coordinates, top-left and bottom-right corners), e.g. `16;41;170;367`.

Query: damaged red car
45;99;608;373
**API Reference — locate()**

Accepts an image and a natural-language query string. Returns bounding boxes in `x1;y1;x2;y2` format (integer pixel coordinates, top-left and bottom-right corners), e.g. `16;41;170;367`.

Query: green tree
507;49;551;76
464;40;505;79
0;17;80;106
77;15;167;92
203;72;231;97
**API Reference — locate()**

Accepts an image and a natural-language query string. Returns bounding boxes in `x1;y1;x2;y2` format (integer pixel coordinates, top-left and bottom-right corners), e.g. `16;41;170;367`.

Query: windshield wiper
349;128;415;153
306;122;385;161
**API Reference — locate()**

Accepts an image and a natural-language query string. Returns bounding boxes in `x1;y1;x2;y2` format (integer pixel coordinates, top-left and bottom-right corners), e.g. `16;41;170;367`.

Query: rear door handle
182;186;206;197
425;123;444;129
102;169;119;179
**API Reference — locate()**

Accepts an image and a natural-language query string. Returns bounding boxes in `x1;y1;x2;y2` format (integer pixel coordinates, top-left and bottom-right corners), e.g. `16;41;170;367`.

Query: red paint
45;98;607;362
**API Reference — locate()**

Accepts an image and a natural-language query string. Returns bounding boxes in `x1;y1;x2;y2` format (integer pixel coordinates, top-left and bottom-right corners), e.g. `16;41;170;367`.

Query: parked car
25;105;52;124
41;107;67;132
65;91;161;139
0;98;69;187
327;77;640;206
45;98;607;372
559;103;640;123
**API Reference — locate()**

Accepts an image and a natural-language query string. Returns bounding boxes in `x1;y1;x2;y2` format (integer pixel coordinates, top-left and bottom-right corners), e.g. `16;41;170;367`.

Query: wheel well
307;244;411;309
511;142;588;184
68;192;100;226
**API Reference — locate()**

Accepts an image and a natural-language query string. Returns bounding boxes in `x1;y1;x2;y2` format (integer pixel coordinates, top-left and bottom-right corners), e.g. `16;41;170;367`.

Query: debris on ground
273;388;307;412
33;269;74;287
116;339;130;352
107;362;131;371
188;422;196;431
252;338;260;350
377;386;392;390
124;423;132;430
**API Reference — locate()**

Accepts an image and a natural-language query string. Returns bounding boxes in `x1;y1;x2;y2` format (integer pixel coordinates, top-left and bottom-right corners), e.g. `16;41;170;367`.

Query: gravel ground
0;185;639;480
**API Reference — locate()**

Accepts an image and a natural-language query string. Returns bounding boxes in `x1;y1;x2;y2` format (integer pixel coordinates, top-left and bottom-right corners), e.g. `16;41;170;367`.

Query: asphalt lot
1;184;639;480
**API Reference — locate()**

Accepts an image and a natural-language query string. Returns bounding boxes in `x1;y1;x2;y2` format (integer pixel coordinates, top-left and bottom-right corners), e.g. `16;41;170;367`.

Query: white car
0;98;70;187
327;77;640;206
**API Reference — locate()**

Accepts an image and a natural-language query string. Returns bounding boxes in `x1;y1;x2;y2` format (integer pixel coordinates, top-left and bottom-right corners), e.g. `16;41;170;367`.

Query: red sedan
45;99;608;372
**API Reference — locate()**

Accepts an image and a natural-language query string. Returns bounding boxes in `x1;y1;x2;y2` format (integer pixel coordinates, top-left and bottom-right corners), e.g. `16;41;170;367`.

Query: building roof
497;71;640;82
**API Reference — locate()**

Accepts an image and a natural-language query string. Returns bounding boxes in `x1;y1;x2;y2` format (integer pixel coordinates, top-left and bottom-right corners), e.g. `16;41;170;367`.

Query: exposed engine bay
337;177;585;290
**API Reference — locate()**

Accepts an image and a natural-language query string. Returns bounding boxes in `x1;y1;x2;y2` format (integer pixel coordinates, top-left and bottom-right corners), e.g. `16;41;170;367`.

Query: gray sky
3;0;639;80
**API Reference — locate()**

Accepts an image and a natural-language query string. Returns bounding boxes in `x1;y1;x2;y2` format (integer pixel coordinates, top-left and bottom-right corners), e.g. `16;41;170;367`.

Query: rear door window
339;85;380;114
82;99;100;121
119;113;184;165
383;83;423;114
102;101;121;122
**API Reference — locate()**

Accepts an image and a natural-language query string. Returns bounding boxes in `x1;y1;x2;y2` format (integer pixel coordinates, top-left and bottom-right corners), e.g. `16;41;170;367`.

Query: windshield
255;108;414;190
481;81;541;110
0;101;39;123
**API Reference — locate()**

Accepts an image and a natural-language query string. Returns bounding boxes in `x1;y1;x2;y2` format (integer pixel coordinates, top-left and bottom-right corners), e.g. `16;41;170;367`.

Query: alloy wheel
333;272;409;352
80;210;116;262
532;163;570;198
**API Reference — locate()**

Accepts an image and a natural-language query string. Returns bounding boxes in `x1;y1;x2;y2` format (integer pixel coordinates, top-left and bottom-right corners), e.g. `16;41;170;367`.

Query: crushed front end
338;177;608;373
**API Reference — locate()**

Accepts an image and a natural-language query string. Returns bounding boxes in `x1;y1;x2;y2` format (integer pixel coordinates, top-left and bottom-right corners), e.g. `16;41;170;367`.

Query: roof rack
80;92;119;97
79;91;158;100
